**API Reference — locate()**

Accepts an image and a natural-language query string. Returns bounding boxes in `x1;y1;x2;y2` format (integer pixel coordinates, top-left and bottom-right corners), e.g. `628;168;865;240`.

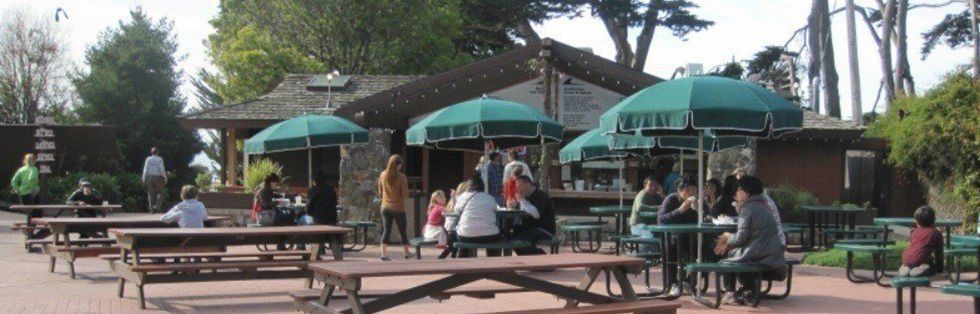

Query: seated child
160;185;208;228
423;190;448;248
899;206;944;277
503;166;524;209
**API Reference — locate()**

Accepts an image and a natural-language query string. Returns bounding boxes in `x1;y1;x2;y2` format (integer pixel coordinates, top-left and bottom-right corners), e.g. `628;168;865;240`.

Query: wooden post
226;128;239;186
421;148;430;193
846;0;863;126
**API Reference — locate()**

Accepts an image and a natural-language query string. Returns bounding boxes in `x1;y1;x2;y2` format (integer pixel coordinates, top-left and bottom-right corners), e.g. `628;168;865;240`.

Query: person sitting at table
503;165;525;209
451;175;501;258
898;206;944;277
252;173;280;223
66;180;105;238
160;185;208;228
424;190;449;249
709;175;738;219
658;175;709;297
67;181;103;218
705;178;722;209
714;176;786;305
306;172;338;225
629;176;665;253
439;181;470;259
734;168;785;247
512;176;557;255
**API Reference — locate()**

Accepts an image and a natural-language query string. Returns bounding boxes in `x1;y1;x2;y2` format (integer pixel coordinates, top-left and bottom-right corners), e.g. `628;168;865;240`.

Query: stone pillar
338;129;391;228
707;139;757;179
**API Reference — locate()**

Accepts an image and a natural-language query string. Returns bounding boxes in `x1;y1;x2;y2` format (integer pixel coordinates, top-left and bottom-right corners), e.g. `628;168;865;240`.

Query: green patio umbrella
244;114;369;187
598;76;803;264
407;97;563;193
609;132;748;156
406;97;563;152
559;129;650;212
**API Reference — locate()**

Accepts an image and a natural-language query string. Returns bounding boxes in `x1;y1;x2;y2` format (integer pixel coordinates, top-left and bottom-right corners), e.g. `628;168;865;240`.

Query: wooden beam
226;128;239;186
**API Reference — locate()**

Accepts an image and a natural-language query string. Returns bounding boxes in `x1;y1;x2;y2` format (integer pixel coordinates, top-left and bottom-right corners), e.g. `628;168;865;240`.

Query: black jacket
307;184;338;225
523;189;557;235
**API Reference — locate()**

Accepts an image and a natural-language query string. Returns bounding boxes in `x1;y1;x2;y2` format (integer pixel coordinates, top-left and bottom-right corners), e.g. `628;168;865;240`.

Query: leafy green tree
868;71;980;230
921;10;974;59
73;9;202;188
708;62;744;79
585;0;713;69
206;0;474;103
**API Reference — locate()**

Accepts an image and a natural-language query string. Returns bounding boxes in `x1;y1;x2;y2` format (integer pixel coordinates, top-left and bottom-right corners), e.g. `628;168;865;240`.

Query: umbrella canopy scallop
406;97;564;152
559;129;646;164
607;131;748;156
599;76;803;138
244;114;369;154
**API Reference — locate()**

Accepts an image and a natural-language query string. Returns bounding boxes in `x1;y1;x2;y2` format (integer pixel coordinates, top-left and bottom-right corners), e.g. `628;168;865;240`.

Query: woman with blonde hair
11;154;44;239
377;155;413;261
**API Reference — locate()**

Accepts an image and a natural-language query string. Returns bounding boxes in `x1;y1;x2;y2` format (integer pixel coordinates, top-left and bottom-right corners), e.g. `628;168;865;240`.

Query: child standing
899;206;944;277
424;190;448;248
161;185;208;228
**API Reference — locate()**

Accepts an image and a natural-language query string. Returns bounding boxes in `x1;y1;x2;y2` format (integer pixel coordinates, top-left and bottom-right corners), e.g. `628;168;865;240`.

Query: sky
0;0;972;167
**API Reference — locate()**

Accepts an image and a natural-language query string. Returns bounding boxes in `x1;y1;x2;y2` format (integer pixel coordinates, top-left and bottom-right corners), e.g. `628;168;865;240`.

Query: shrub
244;158;283;191
46;172;146;212
195;171;213;191
868;70;980;231
804;241;977;272
766;183;820;216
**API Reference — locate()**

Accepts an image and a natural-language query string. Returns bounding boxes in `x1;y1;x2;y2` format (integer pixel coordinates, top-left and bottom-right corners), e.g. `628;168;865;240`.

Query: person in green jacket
10;153;46;239
11;153;40;205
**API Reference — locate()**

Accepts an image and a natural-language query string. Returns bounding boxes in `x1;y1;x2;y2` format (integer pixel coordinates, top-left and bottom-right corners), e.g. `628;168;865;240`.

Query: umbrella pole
679;151;685;176
308;148;313;189
697;131;705;264
483;141;490;194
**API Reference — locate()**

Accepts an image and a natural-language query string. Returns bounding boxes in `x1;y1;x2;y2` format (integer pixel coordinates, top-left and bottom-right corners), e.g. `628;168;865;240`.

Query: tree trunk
880;0;897;110
807;0;822;113
970;0;980;78
592;0;634;66
846;0;863;125
818;0;842;118
632;1;659;71
894;0;908;96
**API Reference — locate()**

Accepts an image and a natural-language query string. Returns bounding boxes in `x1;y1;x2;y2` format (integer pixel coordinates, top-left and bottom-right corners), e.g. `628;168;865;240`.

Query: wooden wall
756;140;845;205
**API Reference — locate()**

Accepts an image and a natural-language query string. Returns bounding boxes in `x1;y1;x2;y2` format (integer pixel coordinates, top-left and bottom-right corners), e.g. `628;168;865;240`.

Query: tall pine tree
74;9;201;187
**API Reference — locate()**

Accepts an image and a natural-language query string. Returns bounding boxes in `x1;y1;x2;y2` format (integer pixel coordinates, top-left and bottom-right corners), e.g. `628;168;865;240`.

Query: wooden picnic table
35;216;230;279
109;225;350;309
11;204;119;223
302;254;647;314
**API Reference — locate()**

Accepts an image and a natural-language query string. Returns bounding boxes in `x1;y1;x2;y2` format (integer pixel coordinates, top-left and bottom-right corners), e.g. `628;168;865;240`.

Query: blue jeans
630;223;654;253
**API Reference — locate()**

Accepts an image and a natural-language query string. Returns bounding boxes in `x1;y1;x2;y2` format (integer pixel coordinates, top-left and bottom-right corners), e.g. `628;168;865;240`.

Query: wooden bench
35;216;230;279
290;284;532;310
484;300;681;314
301;254;648;313
110;225;348;309
10;204;118;251
100;250;310;262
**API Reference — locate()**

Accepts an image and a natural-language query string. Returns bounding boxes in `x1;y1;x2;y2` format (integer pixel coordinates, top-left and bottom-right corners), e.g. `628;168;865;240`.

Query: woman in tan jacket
377;155;413;261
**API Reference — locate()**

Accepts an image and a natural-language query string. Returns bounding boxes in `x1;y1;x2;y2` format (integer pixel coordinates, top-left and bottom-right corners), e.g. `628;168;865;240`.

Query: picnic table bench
35;216;230;279
9;204;120;250
297;254;665;314
109;225;349;309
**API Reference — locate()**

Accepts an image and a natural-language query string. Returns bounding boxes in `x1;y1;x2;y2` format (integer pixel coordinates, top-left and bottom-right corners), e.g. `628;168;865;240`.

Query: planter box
198;192;252;210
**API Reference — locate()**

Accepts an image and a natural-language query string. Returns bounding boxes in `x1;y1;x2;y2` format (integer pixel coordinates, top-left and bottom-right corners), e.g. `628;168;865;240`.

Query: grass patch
803;241;977;271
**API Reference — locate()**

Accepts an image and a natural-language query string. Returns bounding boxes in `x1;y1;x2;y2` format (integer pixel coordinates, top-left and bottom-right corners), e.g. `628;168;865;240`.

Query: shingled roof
180;74;422;128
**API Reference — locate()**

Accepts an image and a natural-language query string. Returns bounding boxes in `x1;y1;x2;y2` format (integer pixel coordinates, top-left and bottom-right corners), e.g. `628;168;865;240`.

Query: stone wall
338;129;391;227
707;139;757;179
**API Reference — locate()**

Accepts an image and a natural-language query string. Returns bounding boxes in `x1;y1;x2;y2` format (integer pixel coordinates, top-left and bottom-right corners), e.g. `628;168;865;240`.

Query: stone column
707;139;757;179
225;128;239;186
338;129;391;229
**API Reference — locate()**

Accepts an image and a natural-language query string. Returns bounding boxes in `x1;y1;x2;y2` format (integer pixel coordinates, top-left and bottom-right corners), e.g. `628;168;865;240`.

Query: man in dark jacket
512;176;557;255
306;172;338;225
658;175;709;297
67;181;103;218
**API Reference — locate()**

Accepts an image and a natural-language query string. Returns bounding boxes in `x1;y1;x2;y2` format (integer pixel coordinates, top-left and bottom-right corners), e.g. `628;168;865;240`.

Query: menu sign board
486;75;625;131
34;116;55;174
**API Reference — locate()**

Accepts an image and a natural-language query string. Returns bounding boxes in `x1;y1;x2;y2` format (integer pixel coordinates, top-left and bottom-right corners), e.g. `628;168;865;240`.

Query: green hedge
804;241;976;271
46;172;147;212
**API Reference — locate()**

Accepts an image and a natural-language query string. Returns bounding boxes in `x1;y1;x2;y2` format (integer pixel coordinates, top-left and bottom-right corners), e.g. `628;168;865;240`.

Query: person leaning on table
714;175;787;305
66;180;105;238
160;185;208;228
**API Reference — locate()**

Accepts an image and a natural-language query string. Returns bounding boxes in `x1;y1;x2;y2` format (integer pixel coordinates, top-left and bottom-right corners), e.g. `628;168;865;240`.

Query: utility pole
846;0;862;125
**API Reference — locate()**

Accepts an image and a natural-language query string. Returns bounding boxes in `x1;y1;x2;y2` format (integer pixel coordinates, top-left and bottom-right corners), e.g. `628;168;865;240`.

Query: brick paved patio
0;210;971;313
